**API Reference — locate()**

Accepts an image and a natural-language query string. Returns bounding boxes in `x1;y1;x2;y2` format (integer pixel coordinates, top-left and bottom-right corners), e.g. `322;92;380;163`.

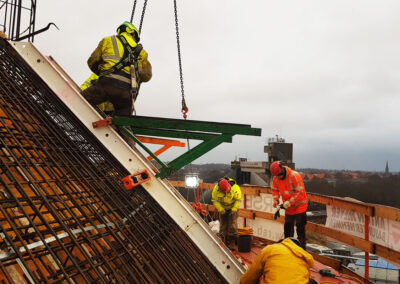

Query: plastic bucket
238;235;252;253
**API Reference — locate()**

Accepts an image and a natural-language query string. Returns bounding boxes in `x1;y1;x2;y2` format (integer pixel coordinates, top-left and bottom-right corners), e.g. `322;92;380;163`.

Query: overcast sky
31;0;400;171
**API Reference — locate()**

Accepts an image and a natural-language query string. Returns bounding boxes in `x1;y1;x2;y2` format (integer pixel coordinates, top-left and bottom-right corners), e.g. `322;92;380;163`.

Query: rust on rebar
0;38;227;283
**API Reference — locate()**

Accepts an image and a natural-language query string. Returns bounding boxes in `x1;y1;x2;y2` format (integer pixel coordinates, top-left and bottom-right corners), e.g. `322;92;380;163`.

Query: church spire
385;161;389;176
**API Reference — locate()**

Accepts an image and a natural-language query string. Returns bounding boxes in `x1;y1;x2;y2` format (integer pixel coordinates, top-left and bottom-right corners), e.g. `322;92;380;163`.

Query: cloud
32;0;400;171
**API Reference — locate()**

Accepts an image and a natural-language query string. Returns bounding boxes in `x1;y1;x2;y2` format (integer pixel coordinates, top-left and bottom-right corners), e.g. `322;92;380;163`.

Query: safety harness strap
99;36;142;77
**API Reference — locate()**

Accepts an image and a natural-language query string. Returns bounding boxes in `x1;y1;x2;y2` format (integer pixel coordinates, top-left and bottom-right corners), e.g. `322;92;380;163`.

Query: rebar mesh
0;38;226;283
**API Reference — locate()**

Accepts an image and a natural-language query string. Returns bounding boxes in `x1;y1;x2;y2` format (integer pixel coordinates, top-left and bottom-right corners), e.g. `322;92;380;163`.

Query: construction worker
80;73;114;116
212;177;242;248
270;161;308;249
240;237;314;284
81;21;152;116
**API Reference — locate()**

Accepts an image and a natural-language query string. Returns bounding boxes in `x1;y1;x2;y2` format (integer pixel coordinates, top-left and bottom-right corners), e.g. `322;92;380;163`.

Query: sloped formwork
0;38;230;283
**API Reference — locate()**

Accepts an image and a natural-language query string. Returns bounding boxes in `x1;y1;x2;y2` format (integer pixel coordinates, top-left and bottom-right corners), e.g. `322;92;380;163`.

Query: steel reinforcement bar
0;38;227;283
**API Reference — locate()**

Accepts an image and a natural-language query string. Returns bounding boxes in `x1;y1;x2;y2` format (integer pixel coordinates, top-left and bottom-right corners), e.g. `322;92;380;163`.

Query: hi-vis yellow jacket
212;178;242;212
80;73;114;112
240;238;314;284
87;32;152;83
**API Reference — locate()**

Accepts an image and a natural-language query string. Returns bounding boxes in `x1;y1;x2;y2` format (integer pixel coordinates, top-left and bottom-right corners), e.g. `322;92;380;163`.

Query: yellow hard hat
117;21;140;42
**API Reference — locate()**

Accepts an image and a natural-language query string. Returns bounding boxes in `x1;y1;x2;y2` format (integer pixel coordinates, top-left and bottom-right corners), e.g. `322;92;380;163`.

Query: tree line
305;174;400;209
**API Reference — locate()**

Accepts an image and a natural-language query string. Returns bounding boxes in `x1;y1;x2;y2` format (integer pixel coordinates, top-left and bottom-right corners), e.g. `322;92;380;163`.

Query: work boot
225;239;236;251
227;236;237;250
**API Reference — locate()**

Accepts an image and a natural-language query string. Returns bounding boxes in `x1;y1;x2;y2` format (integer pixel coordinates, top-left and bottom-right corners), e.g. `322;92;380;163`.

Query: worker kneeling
212;177;242;249
81;21;152;116
240;237;314;284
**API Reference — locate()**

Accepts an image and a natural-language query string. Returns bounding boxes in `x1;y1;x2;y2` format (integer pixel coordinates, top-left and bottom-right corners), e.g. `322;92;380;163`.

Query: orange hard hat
270;161;283;176
219;179;231;193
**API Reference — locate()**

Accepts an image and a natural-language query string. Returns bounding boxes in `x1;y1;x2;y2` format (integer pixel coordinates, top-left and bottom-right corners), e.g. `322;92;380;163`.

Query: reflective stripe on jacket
80;73;114;112
240;238;314;284
271;166;308;215
87;32;152;83
80;73;99;91
212;178;242;212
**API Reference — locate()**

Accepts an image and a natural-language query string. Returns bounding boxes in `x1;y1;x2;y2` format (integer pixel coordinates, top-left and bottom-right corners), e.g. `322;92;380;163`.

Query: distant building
264;135;295;170
231;135;294;185
385;161;390;176
231;157;268;185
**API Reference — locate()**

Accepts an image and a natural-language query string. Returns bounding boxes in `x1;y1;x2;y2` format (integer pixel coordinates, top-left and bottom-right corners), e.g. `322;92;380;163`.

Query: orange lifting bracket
135;136;186;161
92;117;112;128
91;117;186;161
122;170;151;190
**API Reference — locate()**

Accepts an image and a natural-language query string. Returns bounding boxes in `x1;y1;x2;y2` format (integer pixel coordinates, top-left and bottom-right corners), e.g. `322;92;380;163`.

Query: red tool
122;170;150;190
92;117;112;128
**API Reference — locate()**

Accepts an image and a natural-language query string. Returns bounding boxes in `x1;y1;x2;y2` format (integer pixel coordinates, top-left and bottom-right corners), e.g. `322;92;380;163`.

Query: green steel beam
110;115;262;179
112;116;262;136
157;134;233;179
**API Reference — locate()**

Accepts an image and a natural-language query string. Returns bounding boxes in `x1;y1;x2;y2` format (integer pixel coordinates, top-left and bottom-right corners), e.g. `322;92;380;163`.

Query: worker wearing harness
271;161;308;249
81;21;152;115
212;177;242;249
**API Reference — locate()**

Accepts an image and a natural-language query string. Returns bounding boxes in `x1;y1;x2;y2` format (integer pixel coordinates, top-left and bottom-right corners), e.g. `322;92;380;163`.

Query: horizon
179;162;398;174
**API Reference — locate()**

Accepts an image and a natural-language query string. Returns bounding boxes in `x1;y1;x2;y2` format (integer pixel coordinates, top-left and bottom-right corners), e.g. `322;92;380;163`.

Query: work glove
274;209;280;220
283;201;291;209
273;200;279;208
220;209;226;215
274;204;285;220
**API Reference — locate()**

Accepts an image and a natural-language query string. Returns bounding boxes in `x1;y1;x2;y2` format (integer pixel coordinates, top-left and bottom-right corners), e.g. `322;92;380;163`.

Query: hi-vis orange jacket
271;166;308;215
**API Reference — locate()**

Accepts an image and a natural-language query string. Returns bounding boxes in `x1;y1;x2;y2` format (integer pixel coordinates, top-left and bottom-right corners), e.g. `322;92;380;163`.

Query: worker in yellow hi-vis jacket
212;177;242;248
240;237;314;284
81;21;152;116
80;73;114;115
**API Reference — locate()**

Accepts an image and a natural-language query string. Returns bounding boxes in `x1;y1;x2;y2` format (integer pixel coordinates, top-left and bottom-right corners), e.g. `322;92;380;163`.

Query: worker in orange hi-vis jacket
270;161;308;249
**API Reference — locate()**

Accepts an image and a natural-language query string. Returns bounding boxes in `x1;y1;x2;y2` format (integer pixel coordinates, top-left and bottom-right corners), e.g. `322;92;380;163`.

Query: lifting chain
130;0;191;154
173;0;191;156
131;0;187;121
130;0;148;33
130;0;138;23
174;0;189;121
139;0;148;33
